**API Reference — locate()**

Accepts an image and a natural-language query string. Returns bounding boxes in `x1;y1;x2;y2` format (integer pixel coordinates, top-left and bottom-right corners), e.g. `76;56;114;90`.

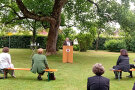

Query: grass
0;49;135;90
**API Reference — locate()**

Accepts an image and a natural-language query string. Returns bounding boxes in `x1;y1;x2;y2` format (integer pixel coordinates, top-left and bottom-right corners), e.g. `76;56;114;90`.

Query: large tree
15;0;68;55
0;0;67;55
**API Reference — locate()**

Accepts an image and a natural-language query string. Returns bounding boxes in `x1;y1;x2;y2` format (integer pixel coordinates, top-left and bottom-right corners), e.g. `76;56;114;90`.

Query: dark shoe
5;75;7;78
120;77;122;79
37;76;42;80
12;75;16;78
0;77;4;79
115;77;122;79
126;75;133;78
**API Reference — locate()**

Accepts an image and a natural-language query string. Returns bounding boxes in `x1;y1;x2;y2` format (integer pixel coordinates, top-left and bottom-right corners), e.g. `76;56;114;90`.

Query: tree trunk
32;20;37;44
46;23;59;55
45;0;67;55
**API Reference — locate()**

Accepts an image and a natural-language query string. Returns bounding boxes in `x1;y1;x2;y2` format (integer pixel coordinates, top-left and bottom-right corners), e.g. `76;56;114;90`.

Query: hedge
104;39;126;52
91;37;124;50
0;35;31;48
0;35;65;49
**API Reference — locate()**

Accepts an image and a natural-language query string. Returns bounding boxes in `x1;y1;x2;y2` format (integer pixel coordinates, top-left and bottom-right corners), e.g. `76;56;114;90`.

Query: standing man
63;37;73;46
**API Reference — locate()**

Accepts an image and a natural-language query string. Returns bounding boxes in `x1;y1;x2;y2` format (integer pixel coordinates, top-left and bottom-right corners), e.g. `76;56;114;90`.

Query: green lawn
0;49;135;90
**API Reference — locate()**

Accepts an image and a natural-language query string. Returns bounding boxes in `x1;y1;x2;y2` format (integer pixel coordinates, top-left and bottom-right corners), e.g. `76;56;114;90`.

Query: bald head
66;38;69;41
37;48;44;54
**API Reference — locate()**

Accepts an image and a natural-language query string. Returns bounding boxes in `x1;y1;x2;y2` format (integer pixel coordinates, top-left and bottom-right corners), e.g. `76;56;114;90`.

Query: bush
73;45;79;51
104;39;126;52
129;36;135;52
56;34;65;51
77;33;95;52
91;37;107;50
36;36;47;49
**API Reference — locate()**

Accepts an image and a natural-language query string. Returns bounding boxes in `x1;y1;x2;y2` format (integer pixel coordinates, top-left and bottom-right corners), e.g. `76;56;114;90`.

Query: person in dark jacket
113;49;130;79
63;37;73;46
133;83;135;90
128;64;135;78
87;63;110;90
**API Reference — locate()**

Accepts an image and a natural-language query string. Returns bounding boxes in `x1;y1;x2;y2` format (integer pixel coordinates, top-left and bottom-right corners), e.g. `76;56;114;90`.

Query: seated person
112;49;130;79
31;48;49;80
87;63;110;90
127;59;135;78
0;47;15;78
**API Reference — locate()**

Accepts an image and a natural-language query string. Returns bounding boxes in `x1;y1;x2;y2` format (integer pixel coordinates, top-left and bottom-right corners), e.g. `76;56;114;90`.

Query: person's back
87;63;110;90
31;54;48;74
0;47;15;78
32;54;46;65
87;76;109;90
31;48;49;80
0;53;10;68
117;55;129;72
118;55;129;65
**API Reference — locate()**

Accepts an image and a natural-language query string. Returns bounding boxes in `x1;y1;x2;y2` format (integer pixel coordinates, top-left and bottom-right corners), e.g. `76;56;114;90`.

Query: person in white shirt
63;38;73;46
0;47;15;78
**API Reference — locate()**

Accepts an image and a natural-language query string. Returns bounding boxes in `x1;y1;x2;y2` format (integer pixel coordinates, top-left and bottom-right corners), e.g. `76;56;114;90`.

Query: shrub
77;33;95;52
56;34;65;51
129;36;135;52
73;45;79;51
36;36;47;49
104;39;126;52
91;37;107;50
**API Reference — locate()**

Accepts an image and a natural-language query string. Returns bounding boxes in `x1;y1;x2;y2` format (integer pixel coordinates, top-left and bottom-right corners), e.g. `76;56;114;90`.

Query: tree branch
0;5;21;18
16;0;56;24
5;17;26;24
41;22;50;29
87;0;100;12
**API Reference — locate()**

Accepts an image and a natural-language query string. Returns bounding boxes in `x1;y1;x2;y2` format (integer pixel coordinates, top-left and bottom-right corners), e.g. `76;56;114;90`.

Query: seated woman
113;49;130;79
0;47;15;78
87;63;110;90
31;48;49;80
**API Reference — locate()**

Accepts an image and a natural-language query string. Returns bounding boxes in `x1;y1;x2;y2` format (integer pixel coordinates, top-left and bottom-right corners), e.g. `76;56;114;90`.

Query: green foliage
0;35;31;48
92;37;107;50
56;34;65;51
104;39;126;52
23;0;54;16
77;33;95;52
128;36;135;52
62;27;76;38
0;35;65;49
73;45;79;51
36;36;47;49
123;34;132;51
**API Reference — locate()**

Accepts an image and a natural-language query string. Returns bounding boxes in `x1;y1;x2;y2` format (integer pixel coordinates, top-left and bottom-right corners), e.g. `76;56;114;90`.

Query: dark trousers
38;71;45;75
129;64;135;77
114;71;122;79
